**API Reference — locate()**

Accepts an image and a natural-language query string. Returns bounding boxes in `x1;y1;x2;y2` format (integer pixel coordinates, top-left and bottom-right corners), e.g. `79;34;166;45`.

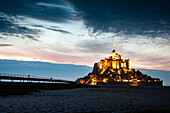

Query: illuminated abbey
77;41;162;86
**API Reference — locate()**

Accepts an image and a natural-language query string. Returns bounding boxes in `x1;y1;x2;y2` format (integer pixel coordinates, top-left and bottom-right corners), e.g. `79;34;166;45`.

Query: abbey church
77;41;162;86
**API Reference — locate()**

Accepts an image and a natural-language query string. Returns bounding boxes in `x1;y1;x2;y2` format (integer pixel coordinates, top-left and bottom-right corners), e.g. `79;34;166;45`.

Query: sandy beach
0;87;170;113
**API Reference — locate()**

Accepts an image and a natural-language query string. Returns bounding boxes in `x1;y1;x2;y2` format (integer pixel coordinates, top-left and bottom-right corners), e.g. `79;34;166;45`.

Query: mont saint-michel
77;42;163;86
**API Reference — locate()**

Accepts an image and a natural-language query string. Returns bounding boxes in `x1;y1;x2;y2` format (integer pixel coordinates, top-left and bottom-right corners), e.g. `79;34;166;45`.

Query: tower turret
112;40;115;52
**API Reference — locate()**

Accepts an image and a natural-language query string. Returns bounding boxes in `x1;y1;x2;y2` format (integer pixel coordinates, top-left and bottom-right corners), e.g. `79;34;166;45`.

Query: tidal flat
0;87;170;113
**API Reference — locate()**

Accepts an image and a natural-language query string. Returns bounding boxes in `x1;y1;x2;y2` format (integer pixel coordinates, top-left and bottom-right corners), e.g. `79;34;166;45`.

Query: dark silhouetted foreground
0;84;170;112
0;82;98;95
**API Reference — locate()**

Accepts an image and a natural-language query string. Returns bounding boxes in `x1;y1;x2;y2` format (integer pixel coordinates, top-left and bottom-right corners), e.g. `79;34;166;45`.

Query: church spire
112;40;115;53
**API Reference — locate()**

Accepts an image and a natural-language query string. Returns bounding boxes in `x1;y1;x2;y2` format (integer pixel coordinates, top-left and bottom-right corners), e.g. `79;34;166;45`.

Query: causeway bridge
0;73;76;84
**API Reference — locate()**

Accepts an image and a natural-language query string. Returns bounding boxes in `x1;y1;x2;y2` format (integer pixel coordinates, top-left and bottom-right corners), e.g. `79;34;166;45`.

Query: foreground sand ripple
0;88;170;113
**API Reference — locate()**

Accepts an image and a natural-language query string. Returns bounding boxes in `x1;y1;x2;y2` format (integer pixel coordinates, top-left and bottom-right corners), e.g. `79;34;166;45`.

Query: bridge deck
0;73;76;84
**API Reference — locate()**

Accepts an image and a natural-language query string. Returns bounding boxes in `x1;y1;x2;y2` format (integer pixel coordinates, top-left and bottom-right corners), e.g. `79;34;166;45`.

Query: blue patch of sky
0;60;169;86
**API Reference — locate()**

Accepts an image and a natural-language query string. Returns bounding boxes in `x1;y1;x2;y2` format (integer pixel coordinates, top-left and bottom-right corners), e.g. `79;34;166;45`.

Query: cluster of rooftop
77;41;162;86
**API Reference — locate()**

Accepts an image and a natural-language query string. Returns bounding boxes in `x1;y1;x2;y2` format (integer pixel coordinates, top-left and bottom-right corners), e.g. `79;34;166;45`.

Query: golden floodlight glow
131;83;138;86
123;80;128;82
129;80;133;82
137;80;141;82
103;78;108;83
77;41;162;86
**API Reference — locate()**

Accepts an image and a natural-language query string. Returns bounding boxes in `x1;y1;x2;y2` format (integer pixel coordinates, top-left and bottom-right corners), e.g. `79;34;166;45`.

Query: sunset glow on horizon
0;0;170;72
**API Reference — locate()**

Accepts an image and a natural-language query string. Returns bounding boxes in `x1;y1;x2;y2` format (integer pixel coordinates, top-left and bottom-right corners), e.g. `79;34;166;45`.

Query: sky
0;0;170;85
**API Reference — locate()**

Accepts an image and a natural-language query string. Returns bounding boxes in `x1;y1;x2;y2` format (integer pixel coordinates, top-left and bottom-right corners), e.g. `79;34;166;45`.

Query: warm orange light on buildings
77;41;162;86
118;70;121;75
123;80;128;82
103;78;108;83
131;83;138;86
121;63;124;67
79;79;85;84
137;80;141;82
148;80;151;82
91;78;97;85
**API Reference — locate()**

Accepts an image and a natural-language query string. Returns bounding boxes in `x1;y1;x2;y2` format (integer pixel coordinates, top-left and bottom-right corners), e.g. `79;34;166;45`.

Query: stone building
77;41;162;86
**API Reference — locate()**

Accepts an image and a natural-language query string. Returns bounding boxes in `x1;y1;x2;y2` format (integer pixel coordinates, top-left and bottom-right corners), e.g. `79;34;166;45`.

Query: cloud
67;0;170;38
0;0;75;22
76;40;111;53
0;44;13;47
0;0;169;73
30;24;72;34
0;12;41;40
1;0;169;40
115;37;170;71
46;28;72;34
0;0;76;40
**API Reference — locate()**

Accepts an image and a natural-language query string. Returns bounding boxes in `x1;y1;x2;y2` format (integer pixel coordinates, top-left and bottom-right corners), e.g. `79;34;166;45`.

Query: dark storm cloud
67;0;170;38
0;0;75;22
0;0;75;40
1;0;170;39
32;24;72;34
46;28;72;34
0;44;13;47
41;24;72;34
0;13;40;40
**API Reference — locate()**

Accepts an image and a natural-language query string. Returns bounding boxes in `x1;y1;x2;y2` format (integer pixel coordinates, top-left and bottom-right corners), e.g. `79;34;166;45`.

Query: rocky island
77;41;162;86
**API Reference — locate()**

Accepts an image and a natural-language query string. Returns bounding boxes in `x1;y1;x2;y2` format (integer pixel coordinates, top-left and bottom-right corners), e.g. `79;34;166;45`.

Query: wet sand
0;87;170;113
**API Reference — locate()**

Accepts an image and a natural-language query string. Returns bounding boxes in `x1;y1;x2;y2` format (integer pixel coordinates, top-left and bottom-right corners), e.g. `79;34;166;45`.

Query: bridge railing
0;73;28;78
0;73;76;84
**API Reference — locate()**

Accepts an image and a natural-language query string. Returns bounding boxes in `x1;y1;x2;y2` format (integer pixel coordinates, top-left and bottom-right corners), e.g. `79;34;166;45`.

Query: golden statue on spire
112;40;116;58
112;40;115;53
